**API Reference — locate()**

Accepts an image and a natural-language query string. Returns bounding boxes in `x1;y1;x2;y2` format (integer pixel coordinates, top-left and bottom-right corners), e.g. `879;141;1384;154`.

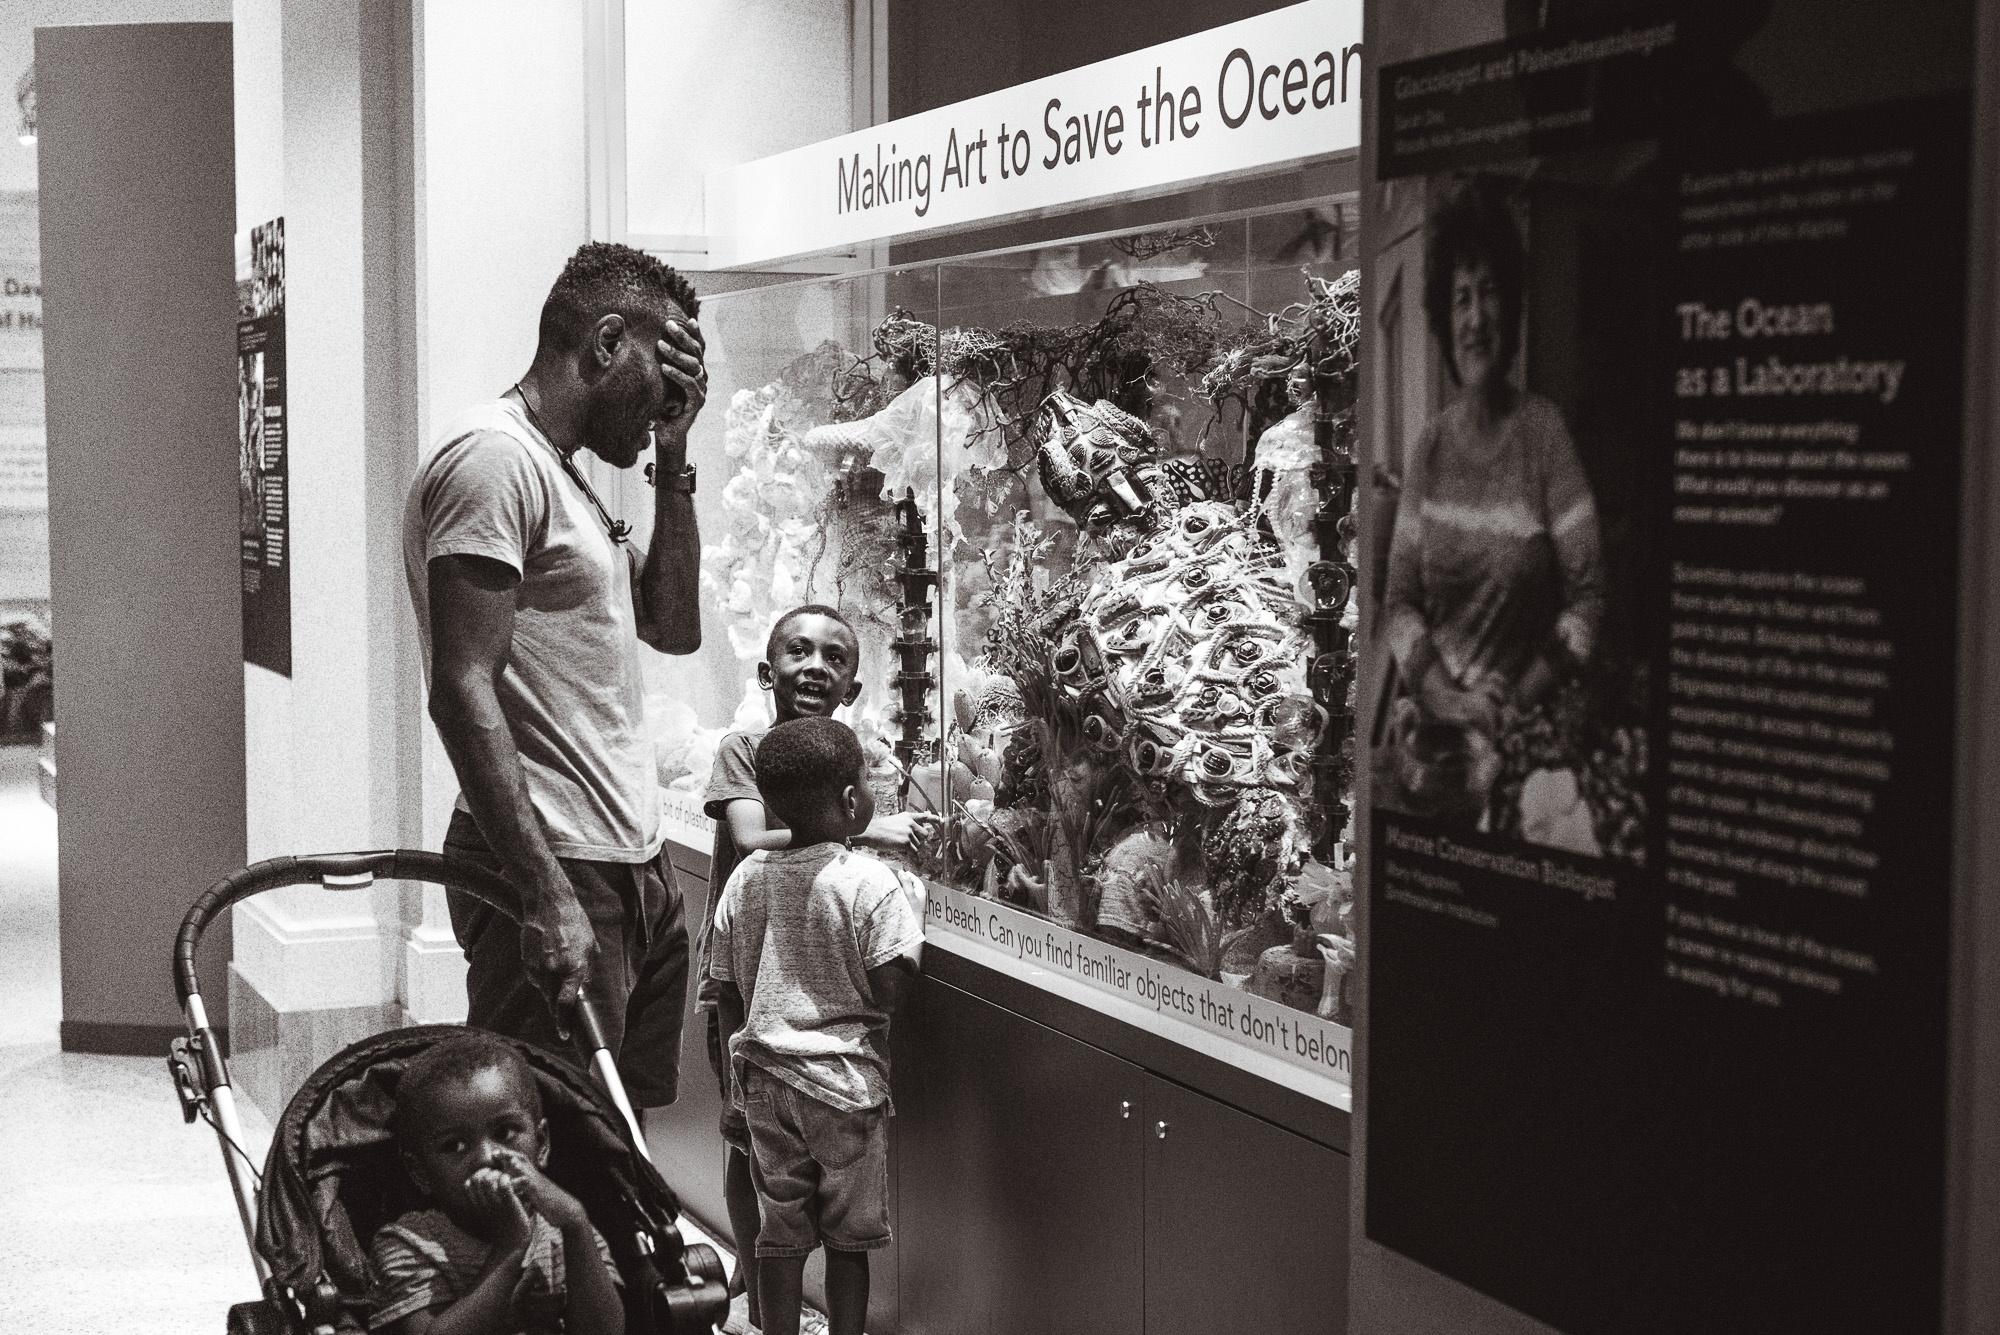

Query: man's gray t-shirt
403;399;662;862
710;844;924;1113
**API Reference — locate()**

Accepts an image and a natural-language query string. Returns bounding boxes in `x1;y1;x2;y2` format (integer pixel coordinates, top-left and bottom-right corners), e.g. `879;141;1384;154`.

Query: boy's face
759;613;862;720
401;1065;548;1225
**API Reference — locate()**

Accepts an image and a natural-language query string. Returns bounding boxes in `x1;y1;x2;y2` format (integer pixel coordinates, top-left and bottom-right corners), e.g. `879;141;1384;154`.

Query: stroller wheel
226;1300;294;1335
682;1241;728;1289
655;1241;733;1332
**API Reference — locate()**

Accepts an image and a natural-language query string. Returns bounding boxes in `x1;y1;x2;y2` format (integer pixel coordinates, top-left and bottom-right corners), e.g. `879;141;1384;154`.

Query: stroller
168;850;732;1335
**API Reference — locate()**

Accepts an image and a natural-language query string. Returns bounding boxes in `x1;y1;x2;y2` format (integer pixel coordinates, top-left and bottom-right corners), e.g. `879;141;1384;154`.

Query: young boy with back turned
711;716;925;1335
370;1033;623;1335
697;604;935;1330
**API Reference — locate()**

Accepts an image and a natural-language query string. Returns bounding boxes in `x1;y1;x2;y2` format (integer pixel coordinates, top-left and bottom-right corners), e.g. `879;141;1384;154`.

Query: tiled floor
0;744;275;1333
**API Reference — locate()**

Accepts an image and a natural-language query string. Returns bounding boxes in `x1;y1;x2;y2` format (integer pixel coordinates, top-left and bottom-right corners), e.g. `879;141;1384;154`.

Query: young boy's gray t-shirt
402;399;662;862
710;844;924;1113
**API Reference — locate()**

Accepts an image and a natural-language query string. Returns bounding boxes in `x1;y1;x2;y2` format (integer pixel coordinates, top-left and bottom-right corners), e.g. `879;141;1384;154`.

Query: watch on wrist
646;462;697;494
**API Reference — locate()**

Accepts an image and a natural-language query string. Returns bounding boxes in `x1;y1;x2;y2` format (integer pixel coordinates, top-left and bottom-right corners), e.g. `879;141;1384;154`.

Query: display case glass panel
665;201;1361;1103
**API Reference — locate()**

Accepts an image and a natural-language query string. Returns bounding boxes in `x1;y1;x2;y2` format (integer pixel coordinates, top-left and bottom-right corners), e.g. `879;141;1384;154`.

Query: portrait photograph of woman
1371;174;1650;865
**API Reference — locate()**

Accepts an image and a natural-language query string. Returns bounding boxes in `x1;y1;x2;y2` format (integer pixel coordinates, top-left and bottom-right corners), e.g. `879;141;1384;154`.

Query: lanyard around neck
512;383;631;546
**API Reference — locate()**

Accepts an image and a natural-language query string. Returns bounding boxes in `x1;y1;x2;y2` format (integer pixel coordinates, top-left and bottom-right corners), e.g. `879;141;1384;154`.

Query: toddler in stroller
367;1030;625;1332
167;850;730;1335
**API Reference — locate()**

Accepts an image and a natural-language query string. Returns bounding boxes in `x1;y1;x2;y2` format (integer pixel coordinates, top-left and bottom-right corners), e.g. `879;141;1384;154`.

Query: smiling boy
696;604;936;1330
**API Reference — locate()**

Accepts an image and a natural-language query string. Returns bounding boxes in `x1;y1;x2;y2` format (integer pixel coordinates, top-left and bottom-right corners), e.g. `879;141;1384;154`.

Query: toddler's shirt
368;1208;618;1332
711;844;924;1113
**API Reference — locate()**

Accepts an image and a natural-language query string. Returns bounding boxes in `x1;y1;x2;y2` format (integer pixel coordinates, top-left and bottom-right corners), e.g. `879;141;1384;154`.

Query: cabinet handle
1120;1101;1132;1119
1156;1120;1169;1140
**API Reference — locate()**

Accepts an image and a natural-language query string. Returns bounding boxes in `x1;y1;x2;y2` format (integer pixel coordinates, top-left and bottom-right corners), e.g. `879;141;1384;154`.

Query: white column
398;0;600;1018
230;0;432;1111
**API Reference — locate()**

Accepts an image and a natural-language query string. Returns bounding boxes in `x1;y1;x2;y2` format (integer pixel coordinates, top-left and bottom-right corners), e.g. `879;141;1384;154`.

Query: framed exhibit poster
237;217;288;676
1361;3;1974;1331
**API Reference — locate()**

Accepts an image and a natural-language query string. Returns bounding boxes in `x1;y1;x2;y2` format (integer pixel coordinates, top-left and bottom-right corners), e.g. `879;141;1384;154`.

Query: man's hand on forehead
654;312;707;424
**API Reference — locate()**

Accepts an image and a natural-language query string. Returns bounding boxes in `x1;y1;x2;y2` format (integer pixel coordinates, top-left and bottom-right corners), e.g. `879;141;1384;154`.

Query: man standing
404;242;707;1109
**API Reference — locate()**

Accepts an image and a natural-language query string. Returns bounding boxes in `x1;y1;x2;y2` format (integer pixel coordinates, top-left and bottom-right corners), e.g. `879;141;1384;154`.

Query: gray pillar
39;21;243;1055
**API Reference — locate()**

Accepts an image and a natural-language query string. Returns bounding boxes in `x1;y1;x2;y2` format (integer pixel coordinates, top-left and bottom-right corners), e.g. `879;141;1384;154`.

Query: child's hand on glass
859;811;942;851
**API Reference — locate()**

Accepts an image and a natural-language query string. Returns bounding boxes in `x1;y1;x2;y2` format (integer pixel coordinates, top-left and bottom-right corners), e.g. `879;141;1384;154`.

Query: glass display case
661;199;1362;1100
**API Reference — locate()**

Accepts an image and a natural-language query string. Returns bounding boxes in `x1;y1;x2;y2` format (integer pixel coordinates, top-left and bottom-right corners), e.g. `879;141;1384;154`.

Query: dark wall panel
1144;1074;1349;1334
889;0;1301;119
898;977;1147;1334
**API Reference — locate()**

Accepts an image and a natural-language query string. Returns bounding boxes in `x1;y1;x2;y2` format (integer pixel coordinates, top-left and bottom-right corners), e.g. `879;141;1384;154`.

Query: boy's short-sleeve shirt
710;844;924;1113
368;1207;618;1332
695;729;785;1008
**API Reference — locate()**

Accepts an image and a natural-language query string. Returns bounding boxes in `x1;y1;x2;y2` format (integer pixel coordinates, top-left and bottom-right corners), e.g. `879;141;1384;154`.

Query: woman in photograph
1381;180;1606;822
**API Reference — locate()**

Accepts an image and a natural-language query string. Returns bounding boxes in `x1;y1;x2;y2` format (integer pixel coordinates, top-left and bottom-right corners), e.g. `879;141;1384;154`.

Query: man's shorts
740;1064;891;1257
442;809;689;1107
703;1008;751;1155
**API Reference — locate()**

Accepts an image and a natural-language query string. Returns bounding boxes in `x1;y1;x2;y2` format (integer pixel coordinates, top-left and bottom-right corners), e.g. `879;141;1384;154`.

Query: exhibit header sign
703;0;1362;268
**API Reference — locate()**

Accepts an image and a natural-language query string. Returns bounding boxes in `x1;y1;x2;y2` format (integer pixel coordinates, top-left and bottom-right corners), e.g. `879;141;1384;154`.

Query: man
403;241;707;1109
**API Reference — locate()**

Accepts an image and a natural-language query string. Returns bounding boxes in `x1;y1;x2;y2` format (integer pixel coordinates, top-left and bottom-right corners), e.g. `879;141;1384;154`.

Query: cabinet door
897;978;1146;1335
1143;1075;1349;1335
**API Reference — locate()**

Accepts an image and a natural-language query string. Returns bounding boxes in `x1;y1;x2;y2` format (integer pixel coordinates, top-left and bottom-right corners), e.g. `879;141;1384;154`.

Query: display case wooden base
648;840;1350;1334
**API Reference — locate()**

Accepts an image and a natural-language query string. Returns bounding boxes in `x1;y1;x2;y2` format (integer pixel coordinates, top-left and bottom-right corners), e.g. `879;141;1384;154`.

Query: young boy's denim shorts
740;1064;892;1256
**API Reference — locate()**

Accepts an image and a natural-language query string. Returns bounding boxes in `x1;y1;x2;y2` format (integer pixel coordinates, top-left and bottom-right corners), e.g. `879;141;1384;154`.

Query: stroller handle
174;850;638;1143
174;849;522;1006
174;849;621;1062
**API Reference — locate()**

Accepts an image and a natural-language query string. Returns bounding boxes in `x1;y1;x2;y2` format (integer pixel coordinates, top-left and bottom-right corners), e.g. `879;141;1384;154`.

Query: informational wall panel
237;216;287;676
1362;5;1973;1332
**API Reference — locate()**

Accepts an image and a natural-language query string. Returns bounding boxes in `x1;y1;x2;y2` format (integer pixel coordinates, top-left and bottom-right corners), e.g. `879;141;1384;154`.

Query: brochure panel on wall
662;1;1367;1109
1363;3;1974;1331
236;217;289;677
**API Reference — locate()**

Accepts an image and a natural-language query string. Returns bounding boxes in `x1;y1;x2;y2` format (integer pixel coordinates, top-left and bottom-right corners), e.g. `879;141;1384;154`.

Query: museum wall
224;0;432;1113
0;2;230;621
884;0;1297;118
622;0;850;247
0;0;231;198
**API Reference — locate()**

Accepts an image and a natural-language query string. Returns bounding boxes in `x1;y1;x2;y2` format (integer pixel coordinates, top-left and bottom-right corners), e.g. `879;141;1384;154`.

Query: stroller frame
169;849;730;1335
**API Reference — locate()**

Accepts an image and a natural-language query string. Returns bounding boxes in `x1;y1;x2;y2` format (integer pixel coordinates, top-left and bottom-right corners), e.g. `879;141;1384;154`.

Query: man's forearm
430;676;567;906
637;485;700;654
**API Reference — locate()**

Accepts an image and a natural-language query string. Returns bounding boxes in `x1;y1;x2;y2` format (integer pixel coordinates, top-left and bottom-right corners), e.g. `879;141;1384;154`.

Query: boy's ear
840;679;863;707
533;1118;550;1168
841;782;861;822
756;662;775;691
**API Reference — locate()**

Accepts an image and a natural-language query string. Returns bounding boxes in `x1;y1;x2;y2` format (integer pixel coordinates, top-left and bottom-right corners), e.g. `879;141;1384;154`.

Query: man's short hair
540;241;701;354
754;717;866;822
765;603;858;665
393;1031;540;1141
